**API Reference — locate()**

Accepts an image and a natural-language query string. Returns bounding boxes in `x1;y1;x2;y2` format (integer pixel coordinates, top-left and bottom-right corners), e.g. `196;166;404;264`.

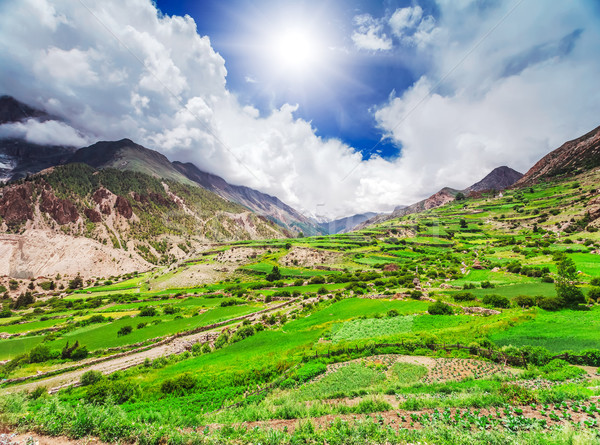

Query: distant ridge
516;125;600;186
318;212;378;234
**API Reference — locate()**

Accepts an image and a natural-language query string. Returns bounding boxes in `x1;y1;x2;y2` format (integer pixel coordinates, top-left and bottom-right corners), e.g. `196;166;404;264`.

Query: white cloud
351;14;392;51
389;6;438;48
0;119;89;146
0;0;598;220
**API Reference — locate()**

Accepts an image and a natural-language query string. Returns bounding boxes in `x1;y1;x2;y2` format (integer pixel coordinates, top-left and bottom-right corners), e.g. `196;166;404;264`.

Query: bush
537;297;563;311
29;344;51;363
591;277;600;287
409;290;423;299
588;287;600;301
117;325;132;336
481;281;495;289
163;305;178;315
161;373;196;394
220;298;243;307
317;286;328;295
266;266;282;282
80;370;103;386
482;294;511;308
214;331;229;349
138;307;157;317
428;301;453;315
513;295;535;308
453;291;475;302
71;346;89;360
387;309;399;317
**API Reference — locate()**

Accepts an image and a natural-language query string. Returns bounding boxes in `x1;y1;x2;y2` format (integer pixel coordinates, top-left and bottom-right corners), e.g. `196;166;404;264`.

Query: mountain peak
466;166;523;193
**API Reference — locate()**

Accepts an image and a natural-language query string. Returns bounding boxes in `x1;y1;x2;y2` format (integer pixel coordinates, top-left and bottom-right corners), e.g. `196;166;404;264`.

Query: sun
267;25;323;76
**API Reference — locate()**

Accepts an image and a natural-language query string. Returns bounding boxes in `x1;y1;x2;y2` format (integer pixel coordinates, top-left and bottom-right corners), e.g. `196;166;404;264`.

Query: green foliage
513;295;535;308
29;344;52;363
453;291;476;302
266;266;282;282
428;301;453;315
160;373;197;395
80;370;103;386
138;306;157;317
482;294;510;309
555;256;585;308
117;325;132;337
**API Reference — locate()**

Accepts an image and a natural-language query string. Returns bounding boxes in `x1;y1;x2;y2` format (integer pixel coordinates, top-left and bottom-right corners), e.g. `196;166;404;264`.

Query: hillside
0;163;286;278
356;165;526;231
516;124;600;185
173;161;325;236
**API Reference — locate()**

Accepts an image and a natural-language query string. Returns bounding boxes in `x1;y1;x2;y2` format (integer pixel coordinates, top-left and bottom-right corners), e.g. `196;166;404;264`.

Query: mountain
465;166;523;194
0;163;287;278
319;212;378;234
68;138;193;185
172;161;325;236
0;95;49;124
68;140;324;236
516;125;600;186
0;96;76;182
355;166;523;230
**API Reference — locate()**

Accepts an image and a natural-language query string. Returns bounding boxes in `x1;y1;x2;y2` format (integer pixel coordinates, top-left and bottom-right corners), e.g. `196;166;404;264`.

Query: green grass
300;362;384;399
490;306;600;352
391;362;428;385
329;316;415;342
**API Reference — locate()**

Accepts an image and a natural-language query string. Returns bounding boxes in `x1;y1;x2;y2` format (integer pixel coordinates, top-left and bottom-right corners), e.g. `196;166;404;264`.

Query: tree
266;266;282;282
455;192;466;201
555;256;585;308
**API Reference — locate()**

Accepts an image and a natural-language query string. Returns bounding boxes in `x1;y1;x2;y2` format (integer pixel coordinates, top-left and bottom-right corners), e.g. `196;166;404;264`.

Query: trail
1;299;299;395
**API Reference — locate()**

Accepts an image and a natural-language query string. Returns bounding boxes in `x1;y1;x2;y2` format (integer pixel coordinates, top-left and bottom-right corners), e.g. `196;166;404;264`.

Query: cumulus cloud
0;119;89;146
0;0;598;219
351;14;393;51
389;6;438;48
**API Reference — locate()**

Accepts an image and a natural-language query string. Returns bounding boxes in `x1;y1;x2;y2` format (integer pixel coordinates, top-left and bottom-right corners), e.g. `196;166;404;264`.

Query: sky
0;0;599;219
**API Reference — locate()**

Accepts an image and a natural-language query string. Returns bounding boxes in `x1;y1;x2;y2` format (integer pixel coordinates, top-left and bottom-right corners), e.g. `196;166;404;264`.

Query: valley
1;151;600;443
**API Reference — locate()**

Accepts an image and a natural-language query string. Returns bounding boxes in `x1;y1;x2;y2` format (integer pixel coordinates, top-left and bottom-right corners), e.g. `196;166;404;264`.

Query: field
2;170;600;444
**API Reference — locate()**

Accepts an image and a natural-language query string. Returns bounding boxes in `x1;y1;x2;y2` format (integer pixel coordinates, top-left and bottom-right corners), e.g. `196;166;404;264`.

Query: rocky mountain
0;96;324;236
319;212;378;234
516;125;600;186
0;163;287;278
0;96;77;182
465;166;523;194
356;166;524;230
172;161;326;236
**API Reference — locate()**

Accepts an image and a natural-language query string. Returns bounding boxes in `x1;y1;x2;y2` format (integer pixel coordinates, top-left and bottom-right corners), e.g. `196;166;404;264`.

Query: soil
281;247;342;268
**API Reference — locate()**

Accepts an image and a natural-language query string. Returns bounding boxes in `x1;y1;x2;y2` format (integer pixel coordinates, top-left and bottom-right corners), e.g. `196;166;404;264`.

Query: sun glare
267;26;322;76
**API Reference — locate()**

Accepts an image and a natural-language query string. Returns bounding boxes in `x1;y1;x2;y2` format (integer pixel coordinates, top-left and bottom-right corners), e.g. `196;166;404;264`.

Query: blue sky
155;0;434;160
1;0;599;218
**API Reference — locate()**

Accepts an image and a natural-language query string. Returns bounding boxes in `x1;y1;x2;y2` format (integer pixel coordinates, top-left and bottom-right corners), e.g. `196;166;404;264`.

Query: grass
490;306;600;352
329;316;415;342
300;362;384;399
391;362;428;385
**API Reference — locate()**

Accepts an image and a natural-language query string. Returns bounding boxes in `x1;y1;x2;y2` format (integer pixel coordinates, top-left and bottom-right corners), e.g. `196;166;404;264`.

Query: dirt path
2;300;300;395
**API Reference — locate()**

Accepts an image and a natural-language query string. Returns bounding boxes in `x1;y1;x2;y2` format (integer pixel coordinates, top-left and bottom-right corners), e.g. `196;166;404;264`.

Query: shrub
214;331;229;349
138;307;157;317
161;373;196;394
588;287;600;301
117;325;132;336
71;346;89;360
266;266;282;282
387;309;399;317
80;370;103;386
453;291;475;302
220;298;243;307
163;305;178;315
537;297;563;311
591;277;600;287
409;290;423;299
481;280;495;289
428;301;453;315
482;294;511;308
29;344;51;363
513;295;535;308
317;286;328;295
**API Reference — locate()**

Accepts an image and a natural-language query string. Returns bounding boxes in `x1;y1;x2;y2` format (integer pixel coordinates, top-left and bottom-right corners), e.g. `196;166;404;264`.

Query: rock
115;196;133;219
84;208;102;223
0;183;33;224
92;188;110;204
40;190;79;225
